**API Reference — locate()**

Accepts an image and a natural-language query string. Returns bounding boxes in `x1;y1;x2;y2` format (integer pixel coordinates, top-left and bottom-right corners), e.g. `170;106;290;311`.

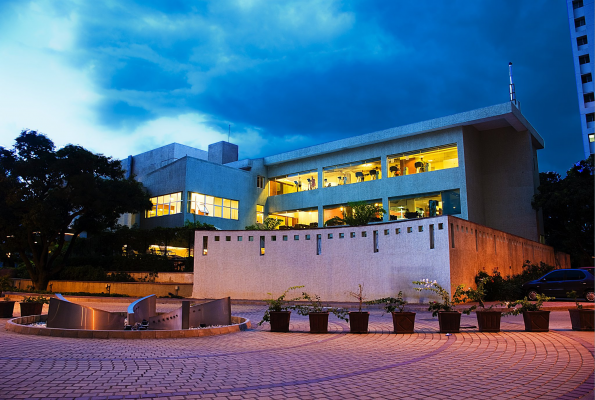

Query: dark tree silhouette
0;130;152;289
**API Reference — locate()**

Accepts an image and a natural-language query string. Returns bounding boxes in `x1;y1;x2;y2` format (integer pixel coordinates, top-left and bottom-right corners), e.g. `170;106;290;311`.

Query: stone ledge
5;314;251;339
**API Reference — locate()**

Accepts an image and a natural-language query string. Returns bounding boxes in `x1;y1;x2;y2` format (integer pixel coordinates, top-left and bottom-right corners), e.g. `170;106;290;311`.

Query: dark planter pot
569;309;594;331
20;302;43;317
522;310;550;332
392;312;416;334
438;311;461;333
476;310;502;332
309;312;329;334
349;311;369;333
269;311;291;332
0;301;15;318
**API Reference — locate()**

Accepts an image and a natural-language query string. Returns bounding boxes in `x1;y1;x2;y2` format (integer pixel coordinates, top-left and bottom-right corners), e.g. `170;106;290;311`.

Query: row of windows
268;144;459;196
202;223;444;255
146;192;239;220
146;192;182;218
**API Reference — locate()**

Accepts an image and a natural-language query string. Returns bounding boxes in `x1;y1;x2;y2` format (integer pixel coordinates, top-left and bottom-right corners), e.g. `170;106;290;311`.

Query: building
124;102;545;243
567;0;595;158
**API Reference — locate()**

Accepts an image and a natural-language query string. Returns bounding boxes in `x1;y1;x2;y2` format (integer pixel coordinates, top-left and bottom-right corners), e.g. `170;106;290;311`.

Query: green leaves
325;201;386;227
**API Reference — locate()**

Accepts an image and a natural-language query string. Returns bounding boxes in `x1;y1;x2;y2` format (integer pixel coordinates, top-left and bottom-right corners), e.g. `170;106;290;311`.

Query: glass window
188;192;239;220
388;190;460;220
323;201;383;226
566;270;585;280
323;158;381;188
387;144;458;178
269;169;318;196
256;205;264;224
268;208;318;229
146;192;182;219
543;270;565;281
257;175;266;189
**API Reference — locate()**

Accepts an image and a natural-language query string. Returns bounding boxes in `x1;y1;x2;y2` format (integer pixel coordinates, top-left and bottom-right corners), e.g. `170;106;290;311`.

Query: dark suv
522;269;594;302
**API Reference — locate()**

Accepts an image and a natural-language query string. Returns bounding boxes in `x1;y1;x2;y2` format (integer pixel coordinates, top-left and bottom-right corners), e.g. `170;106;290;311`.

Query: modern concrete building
567;0;595;158
123;102;544;242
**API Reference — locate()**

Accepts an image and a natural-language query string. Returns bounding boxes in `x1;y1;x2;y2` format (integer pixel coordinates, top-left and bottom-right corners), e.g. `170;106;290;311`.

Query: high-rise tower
567;0;594;158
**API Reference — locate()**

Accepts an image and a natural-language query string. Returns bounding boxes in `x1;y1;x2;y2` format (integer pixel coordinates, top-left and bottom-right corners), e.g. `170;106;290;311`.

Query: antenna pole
228;124;230;142
508;62;516;103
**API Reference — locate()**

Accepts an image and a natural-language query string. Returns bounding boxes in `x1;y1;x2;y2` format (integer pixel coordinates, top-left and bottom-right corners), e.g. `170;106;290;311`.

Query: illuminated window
323;158;381;188
323;201;382;226
387;144;458;178
268;208;318;228
146;192;182;218
589;134;594;143
269;169;317;196
188;192;238;220
256;205;264;224
388;190;461;220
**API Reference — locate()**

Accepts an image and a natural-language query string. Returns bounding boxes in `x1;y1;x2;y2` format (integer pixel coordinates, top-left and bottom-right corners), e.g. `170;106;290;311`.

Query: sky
0;0;585;174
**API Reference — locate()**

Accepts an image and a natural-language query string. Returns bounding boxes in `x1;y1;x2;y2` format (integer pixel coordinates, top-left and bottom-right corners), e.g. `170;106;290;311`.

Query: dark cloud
53;0;584;172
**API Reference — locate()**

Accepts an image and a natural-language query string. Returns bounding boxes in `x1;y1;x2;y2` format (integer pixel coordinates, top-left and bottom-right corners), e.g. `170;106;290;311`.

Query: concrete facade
567;0;595;157
125;102;546;243
192;216;569;302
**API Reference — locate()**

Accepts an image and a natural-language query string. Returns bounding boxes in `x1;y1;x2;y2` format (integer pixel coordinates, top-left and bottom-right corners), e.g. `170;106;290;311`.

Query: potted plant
258;285;304;332
0;296;15;318
567;291;594;331
465;277;502;332
367;291;415;334
347;284;369;333
503;293;553;332
19;295;50;317
294;292;348;334
413;279;471;333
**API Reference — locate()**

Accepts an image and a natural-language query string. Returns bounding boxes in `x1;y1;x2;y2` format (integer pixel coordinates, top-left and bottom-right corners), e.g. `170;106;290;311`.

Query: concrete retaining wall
107;272;194;284
11;280;192;298
193;216;569;302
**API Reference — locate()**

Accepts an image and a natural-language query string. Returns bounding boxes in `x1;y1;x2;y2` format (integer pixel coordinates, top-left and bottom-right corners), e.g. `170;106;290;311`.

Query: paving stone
0;303;593;399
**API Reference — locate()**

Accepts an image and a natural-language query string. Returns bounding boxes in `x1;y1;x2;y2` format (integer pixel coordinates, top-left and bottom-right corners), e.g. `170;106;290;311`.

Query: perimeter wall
193;216;569;302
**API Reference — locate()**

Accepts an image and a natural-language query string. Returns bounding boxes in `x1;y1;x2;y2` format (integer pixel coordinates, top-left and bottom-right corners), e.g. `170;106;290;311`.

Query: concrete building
567;0;595;158
124;102;545;243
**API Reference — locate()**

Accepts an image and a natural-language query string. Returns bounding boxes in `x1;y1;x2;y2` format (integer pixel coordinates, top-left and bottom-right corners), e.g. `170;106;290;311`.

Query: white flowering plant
413;279;471;317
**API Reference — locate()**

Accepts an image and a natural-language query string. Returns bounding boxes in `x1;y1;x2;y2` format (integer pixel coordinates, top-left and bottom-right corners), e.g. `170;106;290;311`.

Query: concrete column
382;196;390;222
380;154;387;181
318;205;324;227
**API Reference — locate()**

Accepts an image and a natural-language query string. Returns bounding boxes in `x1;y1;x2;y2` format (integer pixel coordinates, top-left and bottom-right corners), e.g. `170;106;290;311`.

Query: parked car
522;269;594;302
579;266;594;276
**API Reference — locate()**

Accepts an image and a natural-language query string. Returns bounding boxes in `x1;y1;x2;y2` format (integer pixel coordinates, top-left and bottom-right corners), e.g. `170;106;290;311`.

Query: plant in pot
567;291;594;331
347;284;369;333
367;291;415;334
258;285;304;332
0;276;15;318
413;279;471;333
20;295;50;317
465;277;502;332
503;293;553;332
294;292;348;334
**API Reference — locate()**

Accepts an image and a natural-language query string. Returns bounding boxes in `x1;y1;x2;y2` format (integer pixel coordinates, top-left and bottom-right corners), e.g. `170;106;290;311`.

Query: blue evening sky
0;0;585;173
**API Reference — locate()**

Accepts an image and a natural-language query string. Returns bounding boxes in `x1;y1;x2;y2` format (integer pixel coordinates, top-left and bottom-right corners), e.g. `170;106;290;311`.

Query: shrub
475;261;556;301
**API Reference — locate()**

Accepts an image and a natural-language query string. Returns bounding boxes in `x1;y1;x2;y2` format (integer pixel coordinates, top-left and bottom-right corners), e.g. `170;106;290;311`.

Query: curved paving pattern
0;304;593;400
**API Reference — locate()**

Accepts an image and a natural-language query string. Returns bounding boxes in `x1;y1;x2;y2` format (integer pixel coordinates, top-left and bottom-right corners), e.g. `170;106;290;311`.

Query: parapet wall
193;216;568;302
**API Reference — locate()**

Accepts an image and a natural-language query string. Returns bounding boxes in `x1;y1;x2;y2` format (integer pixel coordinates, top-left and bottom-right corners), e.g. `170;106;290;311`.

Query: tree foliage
532;156;594;267
324;201;386;227
0;130;153;289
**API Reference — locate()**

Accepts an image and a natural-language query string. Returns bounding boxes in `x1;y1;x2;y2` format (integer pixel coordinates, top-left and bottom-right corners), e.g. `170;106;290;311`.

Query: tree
245;217;282;230
532;156;594;267
324;201;386;226
0;130;152;290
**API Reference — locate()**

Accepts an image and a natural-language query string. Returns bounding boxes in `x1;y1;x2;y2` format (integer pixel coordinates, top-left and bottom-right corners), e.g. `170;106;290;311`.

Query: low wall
11;279;193;298
107;272;194;284
193;216;569;302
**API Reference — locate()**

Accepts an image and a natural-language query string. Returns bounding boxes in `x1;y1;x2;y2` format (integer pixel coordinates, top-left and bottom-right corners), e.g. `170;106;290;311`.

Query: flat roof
263;102;543;166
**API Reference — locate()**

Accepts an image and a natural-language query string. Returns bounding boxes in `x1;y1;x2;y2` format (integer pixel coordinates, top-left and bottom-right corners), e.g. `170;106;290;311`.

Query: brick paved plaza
0;302;593;400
